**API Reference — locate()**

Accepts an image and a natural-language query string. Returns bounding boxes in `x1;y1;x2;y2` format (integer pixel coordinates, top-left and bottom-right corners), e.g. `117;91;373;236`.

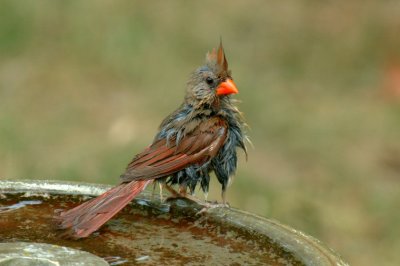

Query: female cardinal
56;42;247;238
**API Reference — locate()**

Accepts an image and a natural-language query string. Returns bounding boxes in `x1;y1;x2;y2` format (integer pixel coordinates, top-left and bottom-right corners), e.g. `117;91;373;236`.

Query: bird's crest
206;41;229;75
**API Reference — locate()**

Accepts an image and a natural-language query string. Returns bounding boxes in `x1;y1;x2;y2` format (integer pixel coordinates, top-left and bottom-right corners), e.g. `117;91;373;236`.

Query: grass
1;1;400;265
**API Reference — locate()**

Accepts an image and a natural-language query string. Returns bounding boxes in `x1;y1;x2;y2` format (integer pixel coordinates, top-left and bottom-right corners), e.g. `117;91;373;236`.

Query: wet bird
56;42;247;238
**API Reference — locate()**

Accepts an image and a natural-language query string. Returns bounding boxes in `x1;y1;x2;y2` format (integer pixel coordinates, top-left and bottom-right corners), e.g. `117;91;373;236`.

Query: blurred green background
1;1;400;265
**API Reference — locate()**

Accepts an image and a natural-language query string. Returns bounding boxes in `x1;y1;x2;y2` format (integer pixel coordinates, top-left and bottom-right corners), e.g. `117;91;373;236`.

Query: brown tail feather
56;180;151;238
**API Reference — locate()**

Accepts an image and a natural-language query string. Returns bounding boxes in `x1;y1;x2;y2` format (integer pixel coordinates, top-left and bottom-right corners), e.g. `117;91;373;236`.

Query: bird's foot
165;190;203;206
163;185;211;206
195;201;230;215
163;184;230;214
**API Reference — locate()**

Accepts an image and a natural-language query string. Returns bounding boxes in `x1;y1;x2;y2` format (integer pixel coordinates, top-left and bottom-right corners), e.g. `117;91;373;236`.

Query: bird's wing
120;117;227;182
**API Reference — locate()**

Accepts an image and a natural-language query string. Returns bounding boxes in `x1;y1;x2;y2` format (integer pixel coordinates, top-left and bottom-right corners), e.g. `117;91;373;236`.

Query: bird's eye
205;77;214;85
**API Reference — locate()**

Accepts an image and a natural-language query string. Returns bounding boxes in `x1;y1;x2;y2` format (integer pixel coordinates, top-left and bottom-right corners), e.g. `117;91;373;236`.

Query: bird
56;41;248;239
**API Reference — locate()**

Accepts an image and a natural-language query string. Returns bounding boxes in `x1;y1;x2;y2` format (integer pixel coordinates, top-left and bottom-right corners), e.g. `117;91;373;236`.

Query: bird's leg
159;182;164;202
151;182;157;200
203;191;208;202
164;184;181;198
179;192;208;206
178;184;187;196
163;184;229;215
164;184;228;211
220;190;230;207
152;180;166;202
165;184;209;206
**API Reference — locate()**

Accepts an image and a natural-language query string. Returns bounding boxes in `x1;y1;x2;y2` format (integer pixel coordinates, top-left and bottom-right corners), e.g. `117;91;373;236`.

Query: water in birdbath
0;192;301;265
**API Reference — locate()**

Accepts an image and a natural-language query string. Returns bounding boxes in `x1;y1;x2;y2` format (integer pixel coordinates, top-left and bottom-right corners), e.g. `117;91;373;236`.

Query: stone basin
0;180;348;265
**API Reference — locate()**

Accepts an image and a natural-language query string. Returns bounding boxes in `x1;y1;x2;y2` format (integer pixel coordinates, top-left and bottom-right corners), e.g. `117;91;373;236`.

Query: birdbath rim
0;179;348;266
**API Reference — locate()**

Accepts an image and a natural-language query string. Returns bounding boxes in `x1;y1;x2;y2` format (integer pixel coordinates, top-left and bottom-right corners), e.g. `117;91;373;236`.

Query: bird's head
185;42;238;108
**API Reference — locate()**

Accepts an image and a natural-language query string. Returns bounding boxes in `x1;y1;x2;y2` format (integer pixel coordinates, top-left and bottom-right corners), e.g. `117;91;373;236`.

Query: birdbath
0;180;348;265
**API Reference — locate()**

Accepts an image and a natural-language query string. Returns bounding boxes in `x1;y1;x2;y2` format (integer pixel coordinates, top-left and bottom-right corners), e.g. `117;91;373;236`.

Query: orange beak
216;79;239;96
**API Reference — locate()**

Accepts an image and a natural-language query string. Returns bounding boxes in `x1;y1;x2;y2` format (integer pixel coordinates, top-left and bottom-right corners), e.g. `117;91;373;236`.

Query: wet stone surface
0;242;108;265
0;193;302;265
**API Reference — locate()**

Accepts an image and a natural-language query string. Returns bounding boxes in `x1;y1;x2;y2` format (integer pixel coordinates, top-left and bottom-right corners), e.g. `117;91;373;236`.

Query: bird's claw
196;201;230;215
163;184;230;214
